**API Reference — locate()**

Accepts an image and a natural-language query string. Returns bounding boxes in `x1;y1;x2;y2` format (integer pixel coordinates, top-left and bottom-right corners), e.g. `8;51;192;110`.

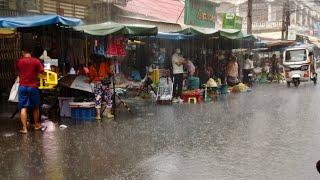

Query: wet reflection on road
0;84;320;179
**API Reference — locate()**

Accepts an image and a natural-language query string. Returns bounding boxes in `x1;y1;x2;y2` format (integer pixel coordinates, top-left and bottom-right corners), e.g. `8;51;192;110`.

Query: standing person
184;58;195;76
217;51;227;84
227;55;239;86
172;49;185;103
271;54;278;80
16;48;44;134
308;52;317;80
243;54;254;84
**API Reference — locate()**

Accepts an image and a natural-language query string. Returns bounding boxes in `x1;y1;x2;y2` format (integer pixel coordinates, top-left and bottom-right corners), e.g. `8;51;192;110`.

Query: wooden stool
188;97;197;104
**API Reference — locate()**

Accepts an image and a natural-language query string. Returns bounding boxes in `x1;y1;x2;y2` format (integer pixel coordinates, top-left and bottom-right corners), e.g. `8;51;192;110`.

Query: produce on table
232;83;249;93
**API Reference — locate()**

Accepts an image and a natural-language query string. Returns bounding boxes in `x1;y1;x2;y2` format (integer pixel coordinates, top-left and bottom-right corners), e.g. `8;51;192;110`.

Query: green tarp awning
176;26;219;36
74;21;158;36
175;26;256;41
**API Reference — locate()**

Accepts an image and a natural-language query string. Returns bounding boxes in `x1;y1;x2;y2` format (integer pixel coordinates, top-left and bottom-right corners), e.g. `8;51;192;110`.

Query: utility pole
282;0;290;40
247;0;253;34
285;1;290;40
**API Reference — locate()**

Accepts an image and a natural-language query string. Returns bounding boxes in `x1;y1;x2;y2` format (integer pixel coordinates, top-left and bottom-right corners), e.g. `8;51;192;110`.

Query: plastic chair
188;97;197;104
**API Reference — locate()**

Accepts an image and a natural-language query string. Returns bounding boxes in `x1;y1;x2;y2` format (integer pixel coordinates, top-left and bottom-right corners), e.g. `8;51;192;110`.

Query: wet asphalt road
1;83;320;180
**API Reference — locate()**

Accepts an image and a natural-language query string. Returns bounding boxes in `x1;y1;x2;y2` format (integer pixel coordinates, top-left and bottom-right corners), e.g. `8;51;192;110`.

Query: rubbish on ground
59;124;68;129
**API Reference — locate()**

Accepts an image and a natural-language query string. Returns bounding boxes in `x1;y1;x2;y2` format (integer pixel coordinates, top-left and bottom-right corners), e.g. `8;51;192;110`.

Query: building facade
0;0;90;19
218;0;320;38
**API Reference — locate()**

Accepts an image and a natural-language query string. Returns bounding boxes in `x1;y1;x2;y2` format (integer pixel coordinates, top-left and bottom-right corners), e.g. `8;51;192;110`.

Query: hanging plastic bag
8;77;19;103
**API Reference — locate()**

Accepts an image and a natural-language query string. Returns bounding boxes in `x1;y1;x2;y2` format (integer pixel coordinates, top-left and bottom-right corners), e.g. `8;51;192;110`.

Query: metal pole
247;0;253;34
282;0;290;40
282;2;286;40
285;0;290;40
85;36;88;65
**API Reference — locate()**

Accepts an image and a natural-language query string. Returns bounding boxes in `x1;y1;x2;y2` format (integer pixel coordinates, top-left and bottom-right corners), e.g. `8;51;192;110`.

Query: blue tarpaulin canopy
0;15;83;28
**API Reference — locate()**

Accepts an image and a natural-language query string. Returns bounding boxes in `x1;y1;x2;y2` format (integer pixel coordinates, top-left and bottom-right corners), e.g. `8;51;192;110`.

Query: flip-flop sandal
19;130;28;134
34;126;42;130
41;126;47;132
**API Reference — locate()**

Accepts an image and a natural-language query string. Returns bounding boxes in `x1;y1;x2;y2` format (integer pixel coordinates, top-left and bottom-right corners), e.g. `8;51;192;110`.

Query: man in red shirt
16;48;44;134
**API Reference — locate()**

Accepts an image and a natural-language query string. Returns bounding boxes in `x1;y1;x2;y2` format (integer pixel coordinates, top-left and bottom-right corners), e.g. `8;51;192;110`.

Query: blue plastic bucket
219;84;228;94
188;77;200;90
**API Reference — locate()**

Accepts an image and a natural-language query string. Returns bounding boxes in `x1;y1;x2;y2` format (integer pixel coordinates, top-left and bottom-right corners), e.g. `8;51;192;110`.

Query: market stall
135;27;257;103
72;21;158;118
0;28;19;95
1;15;83;120
252;40;297;83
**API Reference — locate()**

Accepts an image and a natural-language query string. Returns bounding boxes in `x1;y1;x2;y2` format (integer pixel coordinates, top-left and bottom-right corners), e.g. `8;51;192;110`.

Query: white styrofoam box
58;97;75;117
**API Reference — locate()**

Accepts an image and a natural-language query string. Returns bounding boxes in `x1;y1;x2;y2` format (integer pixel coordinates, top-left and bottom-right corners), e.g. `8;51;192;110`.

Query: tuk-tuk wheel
293;79;300;87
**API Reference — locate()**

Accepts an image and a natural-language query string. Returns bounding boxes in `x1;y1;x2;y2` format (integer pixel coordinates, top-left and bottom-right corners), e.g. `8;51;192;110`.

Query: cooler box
58;97;75;117
69;102;96;121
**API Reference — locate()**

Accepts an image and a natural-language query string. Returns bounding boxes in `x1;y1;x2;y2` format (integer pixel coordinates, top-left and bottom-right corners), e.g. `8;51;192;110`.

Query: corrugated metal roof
116;0;184;24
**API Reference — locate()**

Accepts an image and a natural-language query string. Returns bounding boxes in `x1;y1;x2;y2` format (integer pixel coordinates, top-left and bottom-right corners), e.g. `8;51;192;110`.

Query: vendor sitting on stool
88;56;114;120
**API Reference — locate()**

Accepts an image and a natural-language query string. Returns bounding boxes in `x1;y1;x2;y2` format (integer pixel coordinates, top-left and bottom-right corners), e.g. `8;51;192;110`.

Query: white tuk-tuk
283;46;317;87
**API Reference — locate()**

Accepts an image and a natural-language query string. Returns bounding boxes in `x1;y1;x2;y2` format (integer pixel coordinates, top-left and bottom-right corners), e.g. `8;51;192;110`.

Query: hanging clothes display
106;35;126;57
93;39;107;57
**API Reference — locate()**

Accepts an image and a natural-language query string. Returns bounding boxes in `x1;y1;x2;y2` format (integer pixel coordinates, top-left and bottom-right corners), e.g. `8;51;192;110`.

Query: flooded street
1;84;320;179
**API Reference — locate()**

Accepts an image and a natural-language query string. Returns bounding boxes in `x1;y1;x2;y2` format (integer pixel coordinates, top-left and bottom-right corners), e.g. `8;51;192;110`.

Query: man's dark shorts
18;86;40;110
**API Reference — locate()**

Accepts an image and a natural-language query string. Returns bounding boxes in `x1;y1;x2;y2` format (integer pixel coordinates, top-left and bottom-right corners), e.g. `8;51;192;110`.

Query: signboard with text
222;13;242;29
184;0;218;28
